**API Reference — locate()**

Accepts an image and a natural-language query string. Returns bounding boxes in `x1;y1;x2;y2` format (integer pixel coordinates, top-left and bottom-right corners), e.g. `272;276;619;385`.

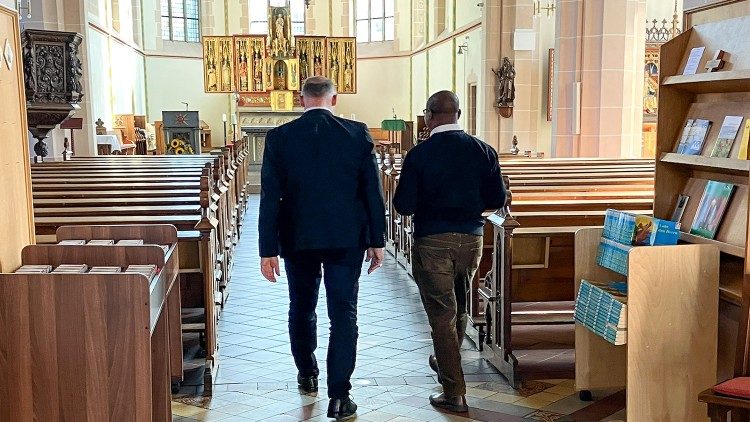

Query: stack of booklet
58;240;86;245
87;239;115;246
89;266;122;274
124;264;158;280
575;280;628;345
117;239;144;246
51;264;89;273
15;265;53;273
597;209;680;276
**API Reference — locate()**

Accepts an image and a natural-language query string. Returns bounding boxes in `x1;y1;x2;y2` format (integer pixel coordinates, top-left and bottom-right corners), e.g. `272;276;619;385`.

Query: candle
231;114;237;125
222;113;227;122
350;114;356;120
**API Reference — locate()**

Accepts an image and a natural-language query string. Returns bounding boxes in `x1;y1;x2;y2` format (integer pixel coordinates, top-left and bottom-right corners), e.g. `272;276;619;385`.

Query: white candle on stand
231;114;237;125
222;113;227;122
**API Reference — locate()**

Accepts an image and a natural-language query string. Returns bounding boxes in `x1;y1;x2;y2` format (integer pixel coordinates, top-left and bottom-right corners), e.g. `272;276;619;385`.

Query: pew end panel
0;273;158;421
54;224;184;385
573;227;720;420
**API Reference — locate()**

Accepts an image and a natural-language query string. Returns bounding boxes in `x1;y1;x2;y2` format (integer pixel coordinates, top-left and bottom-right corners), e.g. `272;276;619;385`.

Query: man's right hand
261;257;281;282
366;248;385;274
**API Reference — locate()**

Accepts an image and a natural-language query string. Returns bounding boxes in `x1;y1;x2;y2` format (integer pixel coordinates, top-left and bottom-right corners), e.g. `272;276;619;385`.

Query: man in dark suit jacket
393;91;506;413
258;76;385;420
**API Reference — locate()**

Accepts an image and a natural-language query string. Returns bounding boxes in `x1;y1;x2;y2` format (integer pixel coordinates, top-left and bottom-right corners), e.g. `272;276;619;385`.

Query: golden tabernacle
202;1;356;108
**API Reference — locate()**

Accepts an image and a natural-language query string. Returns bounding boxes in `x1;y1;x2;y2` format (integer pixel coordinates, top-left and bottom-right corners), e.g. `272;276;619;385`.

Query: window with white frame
161;0;201;42
355;0;394;43
249;0;306;36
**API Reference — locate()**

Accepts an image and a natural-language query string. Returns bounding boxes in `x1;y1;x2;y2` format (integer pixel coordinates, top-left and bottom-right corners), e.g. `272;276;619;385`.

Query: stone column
480;0;502;152
61;0;96;156
552;0;646;157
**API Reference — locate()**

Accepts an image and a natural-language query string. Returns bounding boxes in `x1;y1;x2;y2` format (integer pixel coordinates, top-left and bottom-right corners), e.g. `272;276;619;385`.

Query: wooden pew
0;233;178;420
380;154;656;386
28;144;250;394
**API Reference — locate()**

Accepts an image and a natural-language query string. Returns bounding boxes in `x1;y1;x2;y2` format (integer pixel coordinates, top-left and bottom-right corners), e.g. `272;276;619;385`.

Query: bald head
301;76;338;110
424;90;461;131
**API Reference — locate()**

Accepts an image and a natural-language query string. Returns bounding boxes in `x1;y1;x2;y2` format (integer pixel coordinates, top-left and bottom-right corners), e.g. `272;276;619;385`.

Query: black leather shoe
327;397;357;420
297;374;318;393
429;392;468;413
429;355;442;383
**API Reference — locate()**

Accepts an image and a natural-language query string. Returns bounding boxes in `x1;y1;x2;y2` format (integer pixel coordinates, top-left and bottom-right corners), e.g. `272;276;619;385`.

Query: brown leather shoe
429;392;468;413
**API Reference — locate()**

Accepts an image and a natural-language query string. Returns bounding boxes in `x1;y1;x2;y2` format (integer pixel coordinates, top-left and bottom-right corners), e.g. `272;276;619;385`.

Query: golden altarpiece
202;1;356;167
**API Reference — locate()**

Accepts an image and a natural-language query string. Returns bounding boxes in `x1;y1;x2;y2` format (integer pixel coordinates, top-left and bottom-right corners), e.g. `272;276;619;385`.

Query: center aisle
171;195;625;421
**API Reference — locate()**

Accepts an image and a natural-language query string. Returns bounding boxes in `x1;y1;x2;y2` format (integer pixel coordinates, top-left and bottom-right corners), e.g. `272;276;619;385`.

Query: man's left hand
261;257;281;282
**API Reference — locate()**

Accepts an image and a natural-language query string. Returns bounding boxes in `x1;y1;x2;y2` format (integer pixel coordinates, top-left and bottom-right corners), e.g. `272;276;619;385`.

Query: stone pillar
61;0;95;156
480;0;502;152
552;0;646;157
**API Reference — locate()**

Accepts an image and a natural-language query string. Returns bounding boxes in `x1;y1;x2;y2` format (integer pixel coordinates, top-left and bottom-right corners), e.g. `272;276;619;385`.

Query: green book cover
690;181;735;239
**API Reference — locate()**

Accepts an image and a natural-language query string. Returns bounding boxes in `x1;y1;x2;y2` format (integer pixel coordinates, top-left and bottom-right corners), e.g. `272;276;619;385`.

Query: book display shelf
574;15;750;421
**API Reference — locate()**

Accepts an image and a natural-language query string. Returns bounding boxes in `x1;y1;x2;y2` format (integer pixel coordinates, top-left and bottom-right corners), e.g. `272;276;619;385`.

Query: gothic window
355;0;395;43
161;0;200;42
250;0;306;35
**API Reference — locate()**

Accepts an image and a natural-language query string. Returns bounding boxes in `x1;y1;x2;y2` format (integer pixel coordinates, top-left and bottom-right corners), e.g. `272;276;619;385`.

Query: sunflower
174;146;185;154
186;145;195;154
170;139;180;148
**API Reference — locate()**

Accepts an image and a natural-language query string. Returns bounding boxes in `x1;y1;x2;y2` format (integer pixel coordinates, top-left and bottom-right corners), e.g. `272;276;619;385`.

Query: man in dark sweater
393;91;506;412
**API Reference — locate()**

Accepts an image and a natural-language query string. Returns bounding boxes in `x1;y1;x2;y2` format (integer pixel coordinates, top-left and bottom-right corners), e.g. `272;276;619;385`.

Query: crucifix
705;49;726;72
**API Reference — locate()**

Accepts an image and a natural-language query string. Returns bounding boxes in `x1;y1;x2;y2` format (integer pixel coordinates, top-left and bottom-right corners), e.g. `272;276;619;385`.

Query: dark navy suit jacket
258;109;386;258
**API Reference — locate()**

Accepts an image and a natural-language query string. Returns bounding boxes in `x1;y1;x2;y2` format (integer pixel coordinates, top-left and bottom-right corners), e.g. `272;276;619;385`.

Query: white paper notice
683;46;706;75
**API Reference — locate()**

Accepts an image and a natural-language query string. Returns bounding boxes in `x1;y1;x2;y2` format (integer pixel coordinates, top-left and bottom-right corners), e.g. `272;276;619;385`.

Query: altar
239;109;302;169
201;0;356;110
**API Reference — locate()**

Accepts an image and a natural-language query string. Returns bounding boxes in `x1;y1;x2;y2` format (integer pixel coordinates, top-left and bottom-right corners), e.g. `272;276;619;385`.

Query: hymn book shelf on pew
0;228;180;421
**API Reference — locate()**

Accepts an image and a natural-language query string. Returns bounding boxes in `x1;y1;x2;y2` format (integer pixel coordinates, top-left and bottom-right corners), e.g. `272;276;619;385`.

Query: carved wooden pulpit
21;29;83;161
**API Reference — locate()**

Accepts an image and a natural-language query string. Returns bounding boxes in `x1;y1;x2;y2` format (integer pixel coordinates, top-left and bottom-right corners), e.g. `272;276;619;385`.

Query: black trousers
283;248;364;399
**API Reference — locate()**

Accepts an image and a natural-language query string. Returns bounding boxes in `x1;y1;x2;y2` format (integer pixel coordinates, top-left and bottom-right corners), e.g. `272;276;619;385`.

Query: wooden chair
699;274;750;422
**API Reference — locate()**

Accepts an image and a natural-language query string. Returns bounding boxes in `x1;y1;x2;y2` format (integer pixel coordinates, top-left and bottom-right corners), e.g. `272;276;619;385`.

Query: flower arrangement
167;138;195;155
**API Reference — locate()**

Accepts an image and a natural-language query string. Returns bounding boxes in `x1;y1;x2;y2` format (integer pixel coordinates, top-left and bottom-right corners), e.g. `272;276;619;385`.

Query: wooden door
0;5;34;272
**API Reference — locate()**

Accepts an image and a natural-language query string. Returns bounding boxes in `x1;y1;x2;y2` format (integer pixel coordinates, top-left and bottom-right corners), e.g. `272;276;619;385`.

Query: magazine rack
574;227;719;421
574;14;750;421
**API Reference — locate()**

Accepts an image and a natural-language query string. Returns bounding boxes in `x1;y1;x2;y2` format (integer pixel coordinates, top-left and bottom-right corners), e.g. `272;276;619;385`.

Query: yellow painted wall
335;56;410;126
411;51;427;118
145;56;231;144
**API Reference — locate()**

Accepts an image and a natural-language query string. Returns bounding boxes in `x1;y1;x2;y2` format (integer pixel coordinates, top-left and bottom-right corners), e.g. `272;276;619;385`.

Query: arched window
355;0;394;43
250;0;306;35
161;0;201;42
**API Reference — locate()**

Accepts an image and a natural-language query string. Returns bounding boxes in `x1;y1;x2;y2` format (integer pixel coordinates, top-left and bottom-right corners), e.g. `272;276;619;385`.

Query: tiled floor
172;195;626;421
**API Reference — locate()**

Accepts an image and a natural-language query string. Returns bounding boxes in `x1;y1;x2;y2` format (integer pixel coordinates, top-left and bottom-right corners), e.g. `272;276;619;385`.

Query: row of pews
380;153;655;386
28;140;251;395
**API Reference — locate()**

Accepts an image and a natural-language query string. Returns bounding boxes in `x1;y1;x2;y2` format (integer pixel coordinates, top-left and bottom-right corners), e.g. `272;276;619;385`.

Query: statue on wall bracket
493;57;515;118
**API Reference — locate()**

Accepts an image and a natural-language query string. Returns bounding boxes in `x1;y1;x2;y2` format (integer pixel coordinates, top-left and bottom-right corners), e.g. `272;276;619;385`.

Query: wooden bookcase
654;14;750;379
574;15;750;420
